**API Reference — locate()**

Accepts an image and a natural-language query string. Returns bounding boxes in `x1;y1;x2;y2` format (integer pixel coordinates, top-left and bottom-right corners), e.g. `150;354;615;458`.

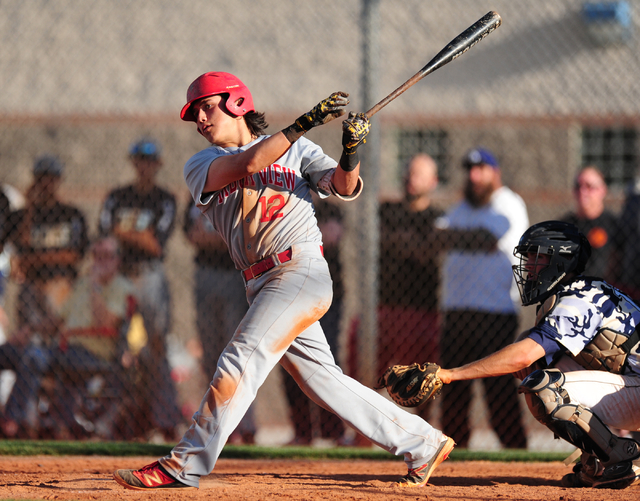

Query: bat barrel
366;11;501;118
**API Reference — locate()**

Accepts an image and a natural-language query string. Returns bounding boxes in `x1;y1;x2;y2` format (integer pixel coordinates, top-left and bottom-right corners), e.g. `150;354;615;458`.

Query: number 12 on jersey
259;194;285;222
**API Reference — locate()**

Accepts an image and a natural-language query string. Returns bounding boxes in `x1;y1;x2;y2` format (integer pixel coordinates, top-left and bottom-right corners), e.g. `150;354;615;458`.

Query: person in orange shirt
561;166;616;280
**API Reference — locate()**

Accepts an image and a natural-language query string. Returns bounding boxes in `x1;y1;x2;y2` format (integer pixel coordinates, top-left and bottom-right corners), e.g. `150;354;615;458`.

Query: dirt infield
0;455;636;500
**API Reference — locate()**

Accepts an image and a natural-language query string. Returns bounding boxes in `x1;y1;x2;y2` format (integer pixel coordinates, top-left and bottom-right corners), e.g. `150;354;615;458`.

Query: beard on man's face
404;190;419;204
464;180;494;207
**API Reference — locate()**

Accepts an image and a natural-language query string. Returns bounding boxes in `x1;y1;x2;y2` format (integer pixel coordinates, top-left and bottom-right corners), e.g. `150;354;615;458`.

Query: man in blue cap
98;139;181;441
434;147;530;449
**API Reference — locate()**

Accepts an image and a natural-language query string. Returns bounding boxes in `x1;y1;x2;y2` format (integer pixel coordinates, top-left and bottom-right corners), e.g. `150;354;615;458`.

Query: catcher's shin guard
518;369;640;467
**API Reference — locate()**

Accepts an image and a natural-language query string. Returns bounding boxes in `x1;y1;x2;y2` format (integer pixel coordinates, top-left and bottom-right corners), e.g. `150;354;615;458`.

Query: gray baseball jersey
184;135;359;270
159;134;446;487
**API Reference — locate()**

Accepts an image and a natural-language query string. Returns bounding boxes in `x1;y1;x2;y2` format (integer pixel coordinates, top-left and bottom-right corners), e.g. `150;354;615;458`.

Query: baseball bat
366;11;502;118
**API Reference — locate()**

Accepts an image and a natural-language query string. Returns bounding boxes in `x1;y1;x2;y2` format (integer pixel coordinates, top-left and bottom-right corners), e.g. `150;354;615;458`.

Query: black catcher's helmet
512;220;592;306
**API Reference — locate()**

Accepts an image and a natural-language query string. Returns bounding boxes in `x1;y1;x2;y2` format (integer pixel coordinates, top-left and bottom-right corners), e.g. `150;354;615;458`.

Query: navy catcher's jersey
531;278;640;375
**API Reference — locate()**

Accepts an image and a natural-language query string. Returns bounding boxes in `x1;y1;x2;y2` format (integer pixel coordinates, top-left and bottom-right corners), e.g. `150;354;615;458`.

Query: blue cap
33;154;64;177
129;139;161;159
462;147;499;169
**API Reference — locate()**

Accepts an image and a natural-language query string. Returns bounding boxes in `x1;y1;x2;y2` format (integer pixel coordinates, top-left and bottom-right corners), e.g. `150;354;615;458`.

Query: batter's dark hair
244;110;268;137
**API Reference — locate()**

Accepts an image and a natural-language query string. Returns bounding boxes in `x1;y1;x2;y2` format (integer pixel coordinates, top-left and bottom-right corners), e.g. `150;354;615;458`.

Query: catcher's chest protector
572;328;640;374
536;294;640;374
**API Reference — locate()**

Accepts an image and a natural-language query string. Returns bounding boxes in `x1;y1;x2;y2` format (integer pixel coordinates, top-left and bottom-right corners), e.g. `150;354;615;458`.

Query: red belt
242;246;323;281
242;249;293;281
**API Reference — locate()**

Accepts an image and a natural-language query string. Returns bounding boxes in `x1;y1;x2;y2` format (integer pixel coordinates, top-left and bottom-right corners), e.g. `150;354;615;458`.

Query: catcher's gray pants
160;242;444;487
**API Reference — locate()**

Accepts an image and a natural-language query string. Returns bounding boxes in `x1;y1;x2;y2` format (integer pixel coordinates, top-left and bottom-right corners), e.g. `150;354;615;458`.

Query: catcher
378;220;640;490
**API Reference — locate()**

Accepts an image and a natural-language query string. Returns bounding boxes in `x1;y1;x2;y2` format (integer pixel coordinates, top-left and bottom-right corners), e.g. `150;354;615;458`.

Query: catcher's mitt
375;362;443;408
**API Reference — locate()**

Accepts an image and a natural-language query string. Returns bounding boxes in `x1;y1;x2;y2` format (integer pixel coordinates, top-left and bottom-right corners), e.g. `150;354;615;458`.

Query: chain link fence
0;0;639;450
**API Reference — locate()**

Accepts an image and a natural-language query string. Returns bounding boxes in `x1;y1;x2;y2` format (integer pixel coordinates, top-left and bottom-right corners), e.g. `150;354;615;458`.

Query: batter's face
192;95;245;147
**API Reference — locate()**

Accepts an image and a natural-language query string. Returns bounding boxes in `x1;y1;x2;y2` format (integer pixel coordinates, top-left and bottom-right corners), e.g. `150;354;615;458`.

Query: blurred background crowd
2;0;640;450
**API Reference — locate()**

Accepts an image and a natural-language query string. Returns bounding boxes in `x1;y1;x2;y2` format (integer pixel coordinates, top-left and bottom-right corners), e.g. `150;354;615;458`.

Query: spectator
0;186;14;338
560;166;616;279
377;153;443;423
0;183;21;414
55;236;137;439
283;195;346;445
0;155;89;438
60;236;133;361
98;138;181;441
183;199;256;444
9;155;89;336
0;236;136;439
610;170;640;304
435;147;529;449
0;184;25;317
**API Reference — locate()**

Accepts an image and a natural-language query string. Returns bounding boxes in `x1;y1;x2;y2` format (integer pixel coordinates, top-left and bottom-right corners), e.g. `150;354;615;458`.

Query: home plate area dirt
0;456;636;500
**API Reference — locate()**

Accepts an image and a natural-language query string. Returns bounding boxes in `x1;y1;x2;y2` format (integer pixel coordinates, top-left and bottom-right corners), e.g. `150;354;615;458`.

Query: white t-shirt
438;186;529;314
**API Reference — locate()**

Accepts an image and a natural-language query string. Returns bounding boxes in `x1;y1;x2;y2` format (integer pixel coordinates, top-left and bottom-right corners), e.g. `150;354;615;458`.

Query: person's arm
332;112;370;196
112;227;162;258
432;227;498;252
204;92;351;193
204;133;295;193
18;248;82;269
438;337;545;384
332;157;361;196
186;218;228;251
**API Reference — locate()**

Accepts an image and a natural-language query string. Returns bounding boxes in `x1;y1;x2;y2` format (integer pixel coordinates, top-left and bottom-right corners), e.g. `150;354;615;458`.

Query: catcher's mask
180;71;255;122
512;220;591;306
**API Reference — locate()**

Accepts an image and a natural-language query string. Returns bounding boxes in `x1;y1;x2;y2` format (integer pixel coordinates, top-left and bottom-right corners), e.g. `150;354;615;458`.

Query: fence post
356;0;381;386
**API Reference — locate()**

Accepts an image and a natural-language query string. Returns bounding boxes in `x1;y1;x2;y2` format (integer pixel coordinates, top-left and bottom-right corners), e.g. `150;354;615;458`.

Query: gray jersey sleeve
184;145;232;208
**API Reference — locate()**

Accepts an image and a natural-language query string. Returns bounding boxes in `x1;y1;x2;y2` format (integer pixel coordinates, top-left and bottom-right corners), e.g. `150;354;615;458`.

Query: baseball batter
113;71;454;490
431;221;640;490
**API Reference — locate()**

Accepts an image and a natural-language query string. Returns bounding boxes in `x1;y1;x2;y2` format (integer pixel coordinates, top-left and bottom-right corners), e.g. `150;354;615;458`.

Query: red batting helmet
180;72;255;122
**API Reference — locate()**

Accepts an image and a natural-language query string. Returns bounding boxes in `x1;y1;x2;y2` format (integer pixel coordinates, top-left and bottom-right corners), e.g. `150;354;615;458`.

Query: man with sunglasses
561;166;616;279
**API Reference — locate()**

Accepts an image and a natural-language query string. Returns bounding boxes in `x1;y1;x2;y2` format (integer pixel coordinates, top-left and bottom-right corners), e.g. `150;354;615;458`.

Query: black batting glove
282;92;350;143
342;112;370;155
296;91;350;131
